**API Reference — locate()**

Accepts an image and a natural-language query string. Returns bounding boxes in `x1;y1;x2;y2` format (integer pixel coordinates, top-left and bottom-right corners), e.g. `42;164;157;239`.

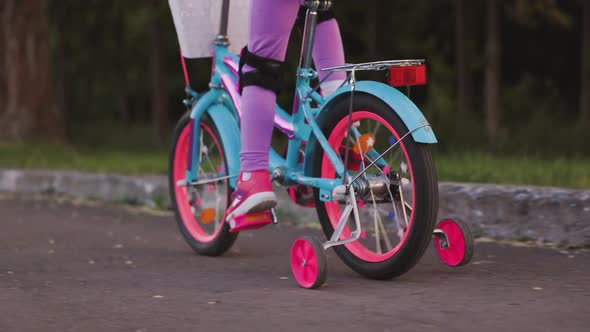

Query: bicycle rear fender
302;81;437;178
321;81;437;144
190;91;241;188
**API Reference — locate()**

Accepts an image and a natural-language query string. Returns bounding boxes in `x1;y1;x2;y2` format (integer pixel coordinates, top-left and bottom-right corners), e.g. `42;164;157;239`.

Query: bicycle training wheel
169;112;237;256
311;93;438;279
291;236;328;289
434;218;474;267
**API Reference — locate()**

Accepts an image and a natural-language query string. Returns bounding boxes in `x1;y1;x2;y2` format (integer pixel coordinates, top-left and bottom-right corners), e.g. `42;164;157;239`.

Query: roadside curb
1;168;588;246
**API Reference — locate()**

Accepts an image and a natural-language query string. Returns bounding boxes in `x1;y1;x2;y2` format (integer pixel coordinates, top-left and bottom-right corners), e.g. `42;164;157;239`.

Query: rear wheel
169;112;237;256
312;93;438;279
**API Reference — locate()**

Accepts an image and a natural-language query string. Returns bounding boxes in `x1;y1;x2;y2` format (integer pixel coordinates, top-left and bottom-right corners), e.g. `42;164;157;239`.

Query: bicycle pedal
228;210;274;233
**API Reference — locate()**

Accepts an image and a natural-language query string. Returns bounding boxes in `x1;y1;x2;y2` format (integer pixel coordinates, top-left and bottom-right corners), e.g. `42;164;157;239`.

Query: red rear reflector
389;65;427;87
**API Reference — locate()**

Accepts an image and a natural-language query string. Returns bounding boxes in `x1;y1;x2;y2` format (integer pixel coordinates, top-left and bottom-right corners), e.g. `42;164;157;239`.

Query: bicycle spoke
404;200;412;212
372;122;381;137
208;141;216;156
376;211;393;251
400;160;408;175
194;127;228;232
205;153;217;175
356;131;395;253
397;177;409;228
386;150;402;168
360;126;408;243
378;155;408;239
373;207;382;254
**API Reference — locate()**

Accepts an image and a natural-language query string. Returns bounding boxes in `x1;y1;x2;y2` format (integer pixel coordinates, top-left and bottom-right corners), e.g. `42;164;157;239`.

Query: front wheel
312;93;438;280
169;112;237;256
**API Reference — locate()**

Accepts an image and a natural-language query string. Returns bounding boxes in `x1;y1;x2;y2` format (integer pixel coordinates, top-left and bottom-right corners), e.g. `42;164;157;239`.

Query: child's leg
313;19;348;96
241;2;348;172
295;6;348;96
240;0;300;173
226;0;299;224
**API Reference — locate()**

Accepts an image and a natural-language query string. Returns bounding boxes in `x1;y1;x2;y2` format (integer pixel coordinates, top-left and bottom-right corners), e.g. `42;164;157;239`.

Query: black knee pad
295;6;336;32
238;46;285;95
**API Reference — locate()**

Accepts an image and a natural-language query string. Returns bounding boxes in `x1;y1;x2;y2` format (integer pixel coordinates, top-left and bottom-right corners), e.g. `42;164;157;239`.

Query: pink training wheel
290;236;327;289
434;219;474;267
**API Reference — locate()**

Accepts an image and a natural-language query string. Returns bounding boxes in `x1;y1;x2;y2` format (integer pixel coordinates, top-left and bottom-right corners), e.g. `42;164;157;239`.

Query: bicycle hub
271;167;285;186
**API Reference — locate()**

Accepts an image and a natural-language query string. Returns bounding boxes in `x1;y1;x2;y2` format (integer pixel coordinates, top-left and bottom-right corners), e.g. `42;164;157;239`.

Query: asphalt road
0;195;588;332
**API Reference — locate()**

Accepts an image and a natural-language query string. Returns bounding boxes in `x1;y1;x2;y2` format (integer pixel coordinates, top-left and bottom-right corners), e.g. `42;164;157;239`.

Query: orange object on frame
352;133;376;155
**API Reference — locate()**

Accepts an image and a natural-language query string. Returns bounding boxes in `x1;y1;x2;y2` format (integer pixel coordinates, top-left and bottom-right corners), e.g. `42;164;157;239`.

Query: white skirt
168;0;251;58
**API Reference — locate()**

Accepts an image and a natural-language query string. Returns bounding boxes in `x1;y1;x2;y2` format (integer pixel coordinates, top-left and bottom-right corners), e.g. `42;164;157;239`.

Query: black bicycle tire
168;112;238;256
311;93;438;279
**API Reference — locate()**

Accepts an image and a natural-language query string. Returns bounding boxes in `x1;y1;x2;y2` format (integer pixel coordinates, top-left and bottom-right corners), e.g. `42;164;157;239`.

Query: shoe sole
226;192;277;221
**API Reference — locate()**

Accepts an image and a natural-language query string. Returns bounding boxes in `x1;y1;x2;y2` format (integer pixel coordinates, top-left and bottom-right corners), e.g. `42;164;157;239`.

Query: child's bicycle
169;0;474;289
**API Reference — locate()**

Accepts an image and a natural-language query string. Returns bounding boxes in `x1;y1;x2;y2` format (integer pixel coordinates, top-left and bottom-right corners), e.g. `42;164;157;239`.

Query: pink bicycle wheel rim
173;121;226;243
321;111;416;263
291;238;319;288
435;219;466;267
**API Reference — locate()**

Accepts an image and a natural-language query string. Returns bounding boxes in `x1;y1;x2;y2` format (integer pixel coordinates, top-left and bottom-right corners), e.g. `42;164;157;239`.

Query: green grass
0;143;168;175
1;144;589;189
435;152;590;189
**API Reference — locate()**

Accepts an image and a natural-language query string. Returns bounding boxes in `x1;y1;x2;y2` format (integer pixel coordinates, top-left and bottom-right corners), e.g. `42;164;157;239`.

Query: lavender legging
240;0;347;172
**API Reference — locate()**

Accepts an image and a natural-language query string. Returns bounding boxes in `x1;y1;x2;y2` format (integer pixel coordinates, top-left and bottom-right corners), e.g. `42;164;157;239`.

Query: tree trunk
580;1;590;129
1;0;35;141
455;0;474;117
112;3;132;128
0;3;5;114
0;0;64;142
366;1;379;60
484;0;501;143
52;2;73;140
149;0;169;146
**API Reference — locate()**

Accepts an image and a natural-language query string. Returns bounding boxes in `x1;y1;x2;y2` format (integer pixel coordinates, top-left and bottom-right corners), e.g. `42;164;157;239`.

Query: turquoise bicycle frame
184;9;437;202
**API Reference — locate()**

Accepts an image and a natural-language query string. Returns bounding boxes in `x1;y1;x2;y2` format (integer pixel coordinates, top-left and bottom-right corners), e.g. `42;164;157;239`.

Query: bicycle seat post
299;1;332;69
299;9;317;69
215;0;231;45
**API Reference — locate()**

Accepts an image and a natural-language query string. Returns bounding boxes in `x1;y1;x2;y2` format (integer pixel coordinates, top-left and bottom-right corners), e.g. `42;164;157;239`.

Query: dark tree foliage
0;0;585;155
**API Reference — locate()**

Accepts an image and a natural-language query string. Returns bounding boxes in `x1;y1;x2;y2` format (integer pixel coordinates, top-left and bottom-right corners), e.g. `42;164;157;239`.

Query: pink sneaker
225;171;277;230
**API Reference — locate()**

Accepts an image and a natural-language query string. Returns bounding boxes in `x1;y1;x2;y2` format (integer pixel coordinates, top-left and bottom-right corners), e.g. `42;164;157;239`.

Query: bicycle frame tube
183;3;438;202
185;7;352;195
186;42;346;191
